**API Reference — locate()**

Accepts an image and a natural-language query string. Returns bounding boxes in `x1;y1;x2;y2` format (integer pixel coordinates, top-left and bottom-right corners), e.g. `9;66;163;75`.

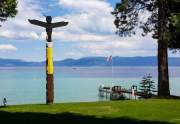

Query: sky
0;0;179;61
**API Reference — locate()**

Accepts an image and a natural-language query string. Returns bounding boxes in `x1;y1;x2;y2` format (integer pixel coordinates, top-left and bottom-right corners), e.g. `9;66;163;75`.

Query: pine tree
139;74;156;98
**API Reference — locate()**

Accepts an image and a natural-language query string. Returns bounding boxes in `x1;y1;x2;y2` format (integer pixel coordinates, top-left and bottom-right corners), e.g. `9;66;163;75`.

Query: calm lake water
0;67;180;105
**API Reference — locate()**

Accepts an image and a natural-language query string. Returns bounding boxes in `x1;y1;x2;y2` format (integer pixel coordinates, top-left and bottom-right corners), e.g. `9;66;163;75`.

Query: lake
0;67;180;105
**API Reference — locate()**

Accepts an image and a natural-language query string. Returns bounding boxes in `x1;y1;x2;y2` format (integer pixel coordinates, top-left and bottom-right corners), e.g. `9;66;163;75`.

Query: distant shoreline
1;56;180;66
1;66;180;67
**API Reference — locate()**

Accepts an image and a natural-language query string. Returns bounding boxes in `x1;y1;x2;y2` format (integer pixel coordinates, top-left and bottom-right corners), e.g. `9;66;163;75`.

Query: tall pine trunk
158;0;170;96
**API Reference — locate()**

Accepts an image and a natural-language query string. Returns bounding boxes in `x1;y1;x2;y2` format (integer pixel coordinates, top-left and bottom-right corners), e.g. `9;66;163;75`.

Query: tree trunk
158;0;170;96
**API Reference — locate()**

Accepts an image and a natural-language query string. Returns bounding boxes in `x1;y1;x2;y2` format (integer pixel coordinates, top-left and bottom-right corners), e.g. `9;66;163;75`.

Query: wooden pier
98;85;145;100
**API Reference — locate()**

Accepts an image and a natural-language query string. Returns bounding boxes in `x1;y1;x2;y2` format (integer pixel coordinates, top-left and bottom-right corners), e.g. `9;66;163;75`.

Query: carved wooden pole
28;16;68;104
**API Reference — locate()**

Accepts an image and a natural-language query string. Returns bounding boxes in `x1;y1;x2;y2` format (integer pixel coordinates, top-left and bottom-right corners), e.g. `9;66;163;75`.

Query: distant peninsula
0;56;180;67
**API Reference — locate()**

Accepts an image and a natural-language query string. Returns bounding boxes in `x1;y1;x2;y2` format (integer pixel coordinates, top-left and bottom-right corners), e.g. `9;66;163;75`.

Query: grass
0;99;180;123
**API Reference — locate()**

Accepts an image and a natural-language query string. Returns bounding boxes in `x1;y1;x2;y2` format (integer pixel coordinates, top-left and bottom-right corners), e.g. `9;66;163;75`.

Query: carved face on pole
46;16;52;23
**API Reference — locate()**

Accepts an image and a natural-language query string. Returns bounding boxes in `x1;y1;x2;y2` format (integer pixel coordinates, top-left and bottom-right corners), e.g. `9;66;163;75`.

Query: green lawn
0;99;180;124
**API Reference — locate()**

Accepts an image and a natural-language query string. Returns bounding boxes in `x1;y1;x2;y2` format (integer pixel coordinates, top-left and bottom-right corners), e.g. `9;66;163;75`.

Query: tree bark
158;0;170;96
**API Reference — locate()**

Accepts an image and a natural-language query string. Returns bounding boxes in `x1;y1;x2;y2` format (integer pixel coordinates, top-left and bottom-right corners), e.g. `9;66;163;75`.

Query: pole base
46;74;54;104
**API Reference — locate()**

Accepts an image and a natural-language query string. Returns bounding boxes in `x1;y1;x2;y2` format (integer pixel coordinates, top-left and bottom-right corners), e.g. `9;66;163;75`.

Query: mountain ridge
1;56;180;67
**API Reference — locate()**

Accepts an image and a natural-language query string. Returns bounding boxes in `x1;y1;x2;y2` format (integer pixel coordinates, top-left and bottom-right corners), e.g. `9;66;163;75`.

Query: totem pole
28;16;68;104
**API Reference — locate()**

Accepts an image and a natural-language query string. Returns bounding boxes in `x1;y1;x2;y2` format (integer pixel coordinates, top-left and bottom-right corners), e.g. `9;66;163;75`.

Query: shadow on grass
0;111;174;124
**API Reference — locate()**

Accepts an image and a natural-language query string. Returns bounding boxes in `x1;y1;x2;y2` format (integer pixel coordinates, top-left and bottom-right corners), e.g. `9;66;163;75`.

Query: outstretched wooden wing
51;21;68;28
28;19;47;27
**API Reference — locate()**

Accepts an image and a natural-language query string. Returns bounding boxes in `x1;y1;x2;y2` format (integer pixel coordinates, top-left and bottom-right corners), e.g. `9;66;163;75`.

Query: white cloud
0;0;43;40
0;0;158;59
0;30;40;40
58;0;115;34
59;0;113;14
65;51;84;59
77;35;157;57
0;44;18;51
55;0;157;57
0;0;115;41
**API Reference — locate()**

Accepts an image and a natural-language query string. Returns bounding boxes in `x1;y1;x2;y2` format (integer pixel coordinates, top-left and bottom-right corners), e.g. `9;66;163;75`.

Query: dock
98;85;145;100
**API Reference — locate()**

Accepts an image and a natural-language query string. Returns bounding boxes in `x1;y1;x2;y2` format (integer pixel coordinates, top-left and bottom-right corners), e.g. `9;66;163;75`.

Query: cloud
55;0;157;57
0;44;18;51
64;51;84;59
0;30;40;40
59;0;113;13
77;35;157;57
57;0;115;34
0;0;158;59
0;0;43;40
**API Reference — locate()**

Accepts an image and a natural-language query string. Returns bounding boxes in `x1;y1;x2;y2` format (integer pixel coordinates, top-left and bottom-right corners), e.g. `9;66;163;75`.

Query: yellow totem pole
46;42;53;75
28;16;68;104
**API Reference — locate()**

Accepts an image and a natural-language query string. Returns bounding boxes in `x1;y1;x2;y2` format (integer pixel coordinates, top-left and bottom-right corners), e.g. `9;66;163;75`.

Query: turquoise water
0;67;180;105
